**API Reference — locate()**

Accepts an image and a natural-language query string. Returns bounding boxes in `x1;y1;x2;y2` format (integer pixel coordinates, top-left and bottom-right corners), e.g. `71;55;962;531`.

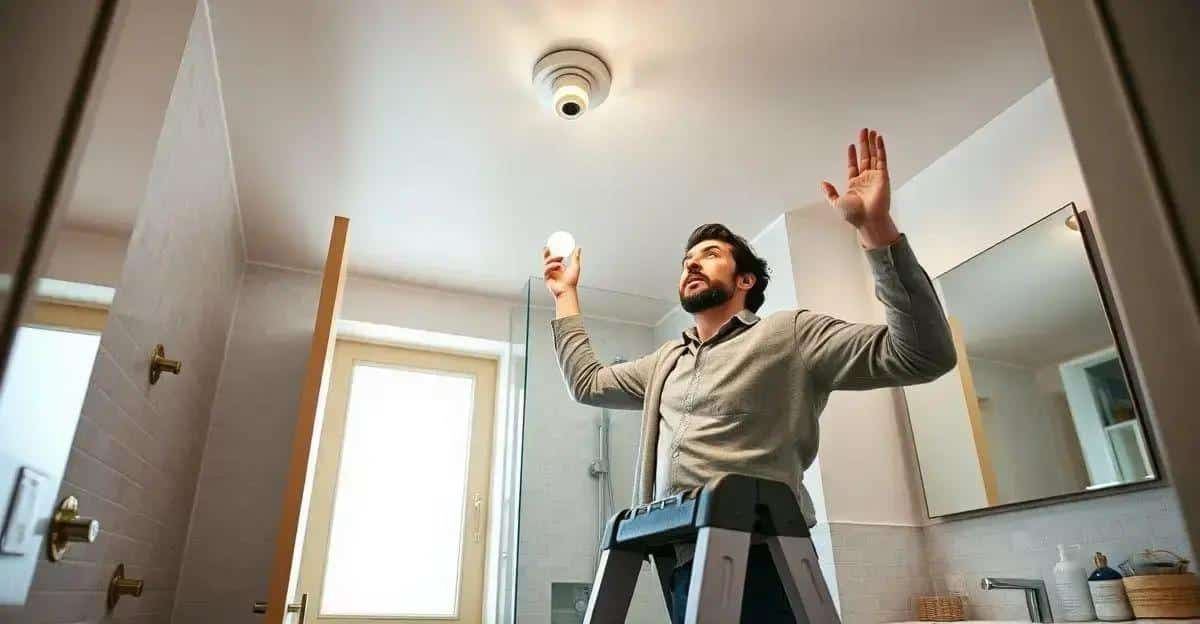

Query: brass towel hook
149;344;181;384
107;563;143;609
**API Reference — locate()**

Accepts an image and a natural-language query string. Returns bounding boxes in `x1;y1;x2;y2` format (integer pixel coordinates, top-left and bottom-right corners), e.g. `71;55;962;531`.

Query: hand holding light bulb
546;231;575;259
542;231;580;299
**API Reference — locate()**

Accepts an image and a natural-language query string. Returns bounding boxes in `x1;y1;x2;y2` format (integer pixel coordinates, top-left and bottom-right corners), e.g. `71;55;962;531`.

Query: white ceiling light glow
532;49;611;120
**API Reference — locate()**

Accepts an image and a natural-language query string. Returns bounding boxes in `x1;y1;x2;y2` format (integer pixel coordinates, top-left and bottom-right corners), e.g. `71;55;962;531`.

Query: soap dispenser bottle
1089;551;1134;621
1054;544;1096;621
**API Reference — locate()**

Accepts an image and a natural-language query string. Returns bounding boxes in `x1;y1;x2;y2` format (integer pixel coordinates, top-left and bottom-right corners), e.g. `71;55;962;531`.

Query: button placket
669;344;704;486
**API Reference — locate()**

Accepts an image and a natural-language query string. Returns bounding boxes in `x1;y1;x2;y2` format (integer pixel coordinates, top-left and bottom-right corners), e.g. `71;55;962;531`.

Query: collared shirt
654;309;761;501
550;235;956;566
654;309;761;567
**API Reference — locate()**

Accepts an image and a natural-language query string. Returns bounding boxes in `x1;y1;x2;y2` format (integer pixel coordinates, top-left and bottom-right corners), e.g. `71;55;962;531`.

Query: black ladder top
600;474;810;552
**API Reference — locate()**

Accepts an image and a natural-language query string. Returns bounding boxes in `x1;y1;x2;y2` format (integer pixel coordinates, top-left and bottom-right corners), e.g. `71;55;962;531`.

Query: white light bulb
546;231;576;259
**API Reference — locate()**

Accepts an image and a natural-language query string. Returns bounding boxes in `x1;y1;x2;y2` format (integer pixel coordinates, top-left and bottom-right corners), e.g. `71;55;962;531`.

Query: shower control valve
588;460;608;477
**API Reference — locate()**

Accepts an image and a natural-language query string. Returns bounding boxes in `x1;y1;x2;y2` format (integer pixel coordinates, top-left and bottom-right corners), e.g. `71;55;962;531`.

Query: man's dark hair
685;223;770;312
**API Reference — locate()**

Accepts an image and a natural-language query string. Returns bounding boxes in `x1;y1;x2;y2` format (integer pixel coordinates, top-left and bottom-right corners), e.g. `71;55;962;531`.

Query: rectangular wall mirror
904;203;1158;517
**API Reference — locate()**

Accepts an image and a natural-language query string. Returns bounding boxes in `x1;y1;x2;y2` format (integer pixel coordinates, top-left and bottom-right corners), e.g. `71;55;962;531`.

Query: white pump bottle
1054;543;1097;621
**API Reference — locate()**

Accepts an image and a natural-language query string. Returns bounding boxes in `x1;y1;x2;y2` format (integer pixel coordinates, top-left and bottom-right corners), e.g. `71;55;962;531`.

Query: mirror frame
905;202;1163;519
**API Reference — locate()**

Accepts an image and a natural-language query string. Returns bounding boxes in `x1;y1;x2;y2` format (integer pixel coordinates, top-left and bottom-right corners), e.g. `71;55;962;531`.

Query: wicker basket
1124;573;1200;618
915;595;966;621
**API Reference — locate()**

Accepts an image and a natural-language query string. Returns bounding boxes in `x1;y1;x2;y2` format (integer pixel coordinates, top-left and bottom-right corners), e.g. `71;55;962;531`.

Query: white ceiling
68;0;1052;304
938;207;1116;369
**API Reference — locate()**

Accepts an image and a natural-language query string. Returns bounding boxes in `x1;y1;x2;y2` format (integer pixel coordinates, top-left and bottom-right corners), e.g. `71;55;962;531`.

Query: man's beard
680;280;732;313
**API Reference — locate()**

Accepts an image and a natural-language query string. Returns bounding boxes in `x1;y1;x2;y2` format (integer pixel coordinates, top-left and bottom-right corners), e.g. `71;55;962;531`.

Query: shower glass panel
512;277;682;624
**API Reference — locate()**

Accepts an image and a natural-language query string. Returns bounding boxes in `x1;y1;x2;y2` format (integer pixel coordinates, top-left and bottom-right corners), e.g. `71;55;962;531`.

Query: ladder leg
583;548;644;624
765;536;841;624
684;527;751;624
652;552;678;618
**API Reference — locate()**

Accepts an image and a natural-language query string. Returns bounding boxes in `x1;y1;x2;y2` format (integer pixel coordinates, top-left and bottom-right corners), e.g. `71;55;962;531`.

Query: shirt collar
682;308;761;345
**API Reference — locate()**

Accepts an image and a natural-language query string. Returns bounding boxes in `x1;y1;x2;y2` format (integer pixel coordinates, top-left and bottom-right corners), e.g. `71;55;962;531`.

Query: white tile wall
15;2;245;622
830;523;931;624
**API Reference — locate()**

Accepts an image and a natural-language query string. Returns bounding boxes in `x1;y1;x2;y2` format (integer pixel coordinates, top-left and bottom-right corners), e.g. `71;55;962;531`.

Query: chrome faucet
981;577;1053;622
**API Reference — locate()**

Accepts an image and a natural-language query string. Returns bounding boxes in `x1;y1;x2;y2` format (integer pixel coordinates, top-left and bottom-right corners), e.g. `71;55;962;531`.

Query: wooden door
261;216;350;622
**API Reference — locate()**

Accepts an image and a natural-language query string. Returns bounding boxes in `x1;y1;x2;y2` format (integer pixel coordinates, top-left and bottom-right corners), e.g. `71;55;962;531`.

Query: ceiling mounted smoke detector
532;49;611;120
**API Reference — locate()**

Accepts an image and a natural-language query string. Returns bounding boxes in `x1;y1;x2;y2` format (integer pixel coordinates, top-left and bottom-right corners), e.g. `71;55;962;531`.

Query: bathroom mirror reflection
904;204;1157;518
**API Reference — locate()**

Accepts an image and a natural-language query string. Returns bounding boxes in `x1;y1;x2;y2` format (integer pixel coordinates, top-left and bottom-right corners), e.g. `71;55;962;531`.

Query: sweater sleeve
551;314;659;409
794;234;957;391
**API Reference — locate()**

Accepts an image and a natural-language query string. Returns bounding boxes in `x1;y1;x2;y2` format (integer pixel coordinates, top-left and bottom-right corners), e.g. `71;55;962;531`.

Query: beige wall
44;229;129;289
12;2;246;621
340;273;513;343
785;205;929;527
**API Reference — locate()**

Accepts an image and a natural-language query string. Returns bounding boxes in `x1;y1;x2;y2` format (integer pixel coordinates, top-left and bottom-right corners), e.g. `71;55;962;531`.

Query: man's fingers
857;127;871;173
543;246;550;259
543;261;564;276
868;129;878;169
876;133;888;172
820;181;840;207
544;255;564;265
846;144;859;179
572;247;581;268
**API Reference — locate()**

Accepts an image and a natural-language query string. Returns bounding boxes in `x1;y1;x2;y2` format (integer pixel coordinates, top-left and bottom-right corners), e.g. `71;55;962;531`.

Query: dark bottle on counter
1089;552;1134;621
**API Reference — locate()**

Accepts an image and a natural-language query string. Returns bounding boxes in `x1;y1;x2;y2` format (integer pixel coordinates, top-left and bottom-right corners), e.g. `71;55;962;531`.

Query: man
541;128;956;623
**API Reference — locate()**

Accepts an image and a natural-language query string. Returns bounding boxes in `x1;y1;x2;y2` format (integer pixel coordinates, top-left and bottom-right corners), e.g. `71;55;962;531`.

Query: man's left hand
821;127;901;249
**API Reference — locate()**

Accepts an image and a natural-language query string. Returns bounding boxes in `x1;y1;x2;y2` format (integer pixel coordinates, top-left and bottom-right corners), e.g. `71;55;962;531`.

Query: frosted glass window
0;327;99;452
320;363;475;617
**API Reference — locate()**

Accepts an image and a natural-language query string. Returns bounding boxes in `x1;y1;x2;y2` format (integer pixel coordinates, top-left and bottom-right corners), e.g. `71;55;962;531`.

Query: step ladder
583;474;840;624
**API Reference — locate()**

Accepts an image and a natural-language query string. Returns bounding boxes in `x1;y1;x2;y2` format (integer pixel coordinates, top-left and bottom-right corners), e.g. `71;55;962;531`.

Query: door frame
264;216;350;622
297;338;499;623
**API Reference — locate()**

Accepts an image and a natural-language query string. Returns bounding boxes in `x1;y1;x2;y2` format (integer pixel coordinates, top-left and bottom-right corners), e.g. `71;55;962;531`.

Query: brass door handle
472;494;485;544
107;563;143;609
253;594;308;621
48;495;100;561
149;344;182;384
